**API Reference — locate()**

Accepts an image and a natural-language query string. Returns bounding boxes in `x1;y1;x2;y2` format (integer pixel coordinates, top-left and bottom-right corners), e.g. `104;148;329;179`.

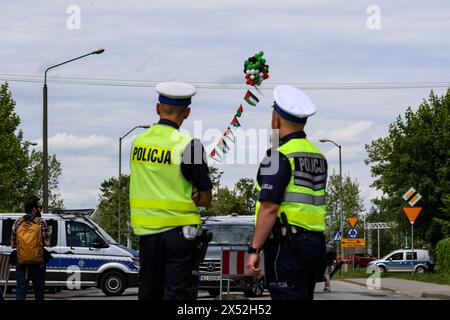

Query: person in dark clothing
11;196;50;300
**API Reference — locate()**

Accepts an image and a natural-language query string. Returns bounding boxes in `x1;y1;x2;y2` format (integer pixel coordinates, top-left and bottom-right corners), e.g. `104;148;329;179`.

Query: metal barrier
219;247;264;300
0;254;11;299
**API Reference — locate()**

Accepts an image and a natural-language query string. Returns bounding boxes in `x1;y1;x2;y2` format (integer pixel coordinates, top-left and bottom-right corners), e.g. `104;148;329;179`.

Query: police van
0;210;139;296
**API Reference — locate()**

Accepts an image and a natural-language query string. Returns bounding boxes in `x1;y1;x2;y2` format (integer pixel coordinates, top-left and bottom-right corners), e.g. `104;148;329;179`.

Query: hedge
436;238;450;273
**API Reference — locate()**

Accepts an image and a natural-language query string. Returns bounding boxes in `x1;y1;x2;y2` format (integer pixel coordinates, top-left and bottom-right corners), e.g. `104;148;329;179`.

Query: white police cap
155;81;197;106
273;85;316;123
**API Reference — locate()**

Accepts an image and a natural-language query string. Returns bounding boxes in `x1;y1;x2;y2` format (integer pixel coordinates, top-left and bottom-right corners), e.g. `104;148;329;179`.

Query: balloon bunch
244;51;269;86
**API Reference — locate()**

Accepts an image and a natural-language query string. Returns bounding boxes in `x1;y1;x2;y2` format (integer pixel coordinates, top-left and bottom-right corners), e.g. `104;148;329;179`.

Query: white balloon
250;75;255;80
246;70;251;75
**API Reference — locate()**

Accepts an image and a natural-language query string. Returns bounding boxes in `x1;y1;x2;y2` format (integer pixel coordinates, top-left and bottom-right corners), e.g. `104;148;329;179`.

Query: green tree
0;82;63;212
93;175;134;247
234;178;257;215
325;170;365;238
210;186;241;216
365;89;450;246
0;82;30;212
210;178;257;216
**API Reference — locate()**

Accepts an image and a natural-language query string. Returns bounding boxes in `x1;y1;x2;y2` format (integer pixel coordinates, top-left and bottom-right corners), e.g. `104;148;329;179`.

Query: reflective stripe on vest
129;124;200;233
255;137;327;232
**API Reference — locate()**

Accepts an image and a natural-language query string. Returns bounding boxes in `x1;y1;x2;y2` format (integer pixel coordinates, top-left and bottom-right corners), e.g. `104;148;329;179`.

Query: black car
198;214;265;297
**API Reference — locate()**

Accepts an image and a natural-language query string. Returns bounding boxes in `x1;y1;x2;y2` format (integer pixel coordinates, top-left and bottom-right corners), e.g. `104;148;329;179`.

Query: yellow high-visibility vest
130;124;200;235
255;137;327;232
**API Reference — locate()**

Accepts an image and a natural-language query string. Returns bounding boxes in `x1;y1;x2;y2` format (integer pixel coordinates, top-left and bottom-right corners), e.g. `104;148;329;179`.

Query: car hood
204;244;247;261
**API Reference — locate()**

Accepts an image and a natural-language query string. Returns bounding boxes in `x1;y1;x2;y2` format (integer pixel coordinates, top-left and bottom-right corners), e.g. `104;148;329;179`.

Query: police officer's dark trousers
264;230;325;300
139;227;198;300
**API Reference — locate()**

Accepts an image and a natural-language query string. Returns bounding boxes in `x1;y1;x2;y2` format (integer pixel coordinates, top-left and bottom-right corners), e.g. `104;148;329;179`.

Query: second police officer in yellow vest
247;85;327;300
130;82;213;300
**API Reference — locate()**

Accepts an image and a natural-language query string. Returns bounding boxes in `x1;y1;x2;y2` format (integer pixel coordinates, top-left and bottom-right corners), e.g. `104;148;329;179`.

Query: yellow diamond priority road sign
403;187;422;206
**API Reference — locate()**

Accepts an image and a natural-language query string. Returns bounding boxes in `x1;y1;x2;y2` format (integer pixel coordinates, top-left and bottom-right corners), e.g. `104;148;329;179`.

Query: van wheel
378;265;386;273
244;277;265;297
415;266;425;274
100;271;126;296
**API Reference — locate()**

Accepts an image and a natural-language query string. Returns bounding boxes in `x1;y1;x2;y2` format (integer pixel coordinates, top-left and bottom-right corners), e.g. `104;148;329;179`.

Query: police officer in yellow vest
247;85;327;300
130;82;213;300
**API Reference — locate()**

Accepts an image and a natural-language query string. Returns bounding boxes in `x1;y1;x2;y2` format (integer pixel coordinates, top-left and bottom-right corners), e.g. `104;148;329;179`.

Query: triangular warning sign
348;216;358;228
403;207;422;224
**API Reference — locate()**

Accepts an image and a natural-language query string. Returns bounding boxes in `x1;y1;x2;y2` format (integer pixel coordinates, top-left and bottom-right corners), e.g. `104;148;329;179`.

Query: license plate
200;275;221;281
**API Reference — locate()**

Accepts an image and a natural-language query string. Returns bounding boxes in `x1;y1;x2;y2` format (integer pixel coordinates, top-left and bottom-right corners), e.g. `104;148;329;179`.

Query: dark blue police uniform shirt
256;131;307;204
157;119;213;192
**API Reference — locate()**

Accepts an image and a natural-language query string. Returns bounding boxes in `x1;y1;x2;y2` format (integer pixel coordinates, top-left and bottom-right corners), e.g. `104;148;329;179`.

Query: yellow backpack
16;216;44;265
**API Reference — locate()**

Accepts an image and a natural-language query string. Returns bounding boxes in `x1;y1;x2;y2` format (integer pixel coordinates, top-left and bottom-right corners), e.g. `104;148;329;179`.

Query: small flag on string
218;138;230;154
224;127;235;143
235;104;244;117
244;90;259;106
209;148;223;161
219;138;229;149
230;116;241;127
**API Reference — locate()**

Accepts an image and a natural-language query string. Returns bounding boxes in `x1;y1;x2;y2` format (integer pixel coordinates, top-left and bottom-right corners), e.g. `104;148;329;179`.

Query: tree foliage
365;89;450;246
210;178;257;216
93;175;133;247
325;170;365;239
0;82;63;212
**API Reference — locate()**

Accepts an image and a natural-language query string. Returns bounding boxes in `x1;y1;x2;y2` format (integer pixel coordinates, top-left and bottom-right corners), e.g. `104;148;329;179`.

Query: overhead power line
0;73;449;90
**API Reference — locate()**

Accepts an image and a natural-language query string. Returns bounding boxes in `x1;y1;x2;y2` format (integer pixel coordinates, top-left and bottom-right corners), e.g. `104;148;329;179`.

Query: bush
436;238;450;273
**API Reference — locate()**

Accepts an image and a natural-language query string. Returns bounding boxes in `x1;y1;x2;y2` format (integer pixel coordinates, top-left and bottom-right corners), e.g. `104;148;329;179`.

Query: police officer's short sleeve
257;148;291;204
181;139;213;191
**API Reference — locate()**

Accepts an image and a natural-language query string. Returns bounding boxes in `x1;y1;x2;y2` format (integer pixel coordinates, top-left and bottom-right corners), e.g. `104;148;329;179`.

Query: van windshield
89;221;118;244
205;224;253;245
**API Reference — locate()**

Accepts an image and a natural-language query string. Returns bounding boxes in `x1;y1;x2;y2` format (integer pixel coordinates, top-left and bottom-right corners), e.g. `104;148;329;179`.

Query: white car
367;249;432;273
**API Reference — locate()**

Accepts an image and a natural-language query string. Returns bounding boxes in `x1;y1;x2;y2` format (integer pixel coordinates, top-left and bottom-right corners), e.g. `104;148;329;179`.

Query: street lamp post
42;48;105;212
216;171;224;195
118;125;150;247
319;139;343;270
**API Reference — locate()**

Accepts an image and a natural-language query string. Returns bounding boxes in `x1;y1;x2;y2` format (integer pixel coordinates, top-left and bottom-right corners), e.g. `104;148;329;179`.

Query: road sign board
403;207;422;224
367;222;395;229
348;216;358;228
341;238;366;248
403;187;422;206
348;228;358;238
333;231;342;241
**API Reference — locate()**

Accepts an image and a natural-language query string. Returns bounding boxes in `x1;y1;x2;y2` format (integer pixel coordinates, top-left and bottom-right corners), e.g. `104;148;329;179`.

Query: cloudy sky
1;0;449;212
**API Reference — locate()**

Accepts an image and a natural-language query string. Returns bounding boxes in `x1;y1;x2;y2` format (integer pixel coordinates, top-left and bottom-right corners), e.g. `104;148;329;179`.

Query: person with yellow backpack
11;196;50;300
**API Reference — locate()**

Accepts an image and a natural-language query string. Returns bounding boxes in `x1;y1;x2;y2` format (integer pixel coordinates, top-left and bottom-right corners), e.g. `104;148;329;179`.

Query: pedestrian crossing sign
333;231;342;242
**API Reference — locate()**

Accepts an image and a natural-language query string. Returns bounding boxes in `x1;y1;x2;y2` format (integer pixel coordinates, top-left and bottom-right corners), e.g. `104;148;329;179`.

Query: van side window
389;252;404;261
406;252;418;260
47;220;58;246
1;219;15;246
66;221;99;248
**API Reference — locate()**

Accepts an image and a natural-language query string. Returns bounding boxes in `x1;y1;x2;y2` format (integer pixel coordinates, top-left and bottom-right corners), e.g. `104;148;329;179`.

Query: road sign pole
411;223;414;276
377;228;380;259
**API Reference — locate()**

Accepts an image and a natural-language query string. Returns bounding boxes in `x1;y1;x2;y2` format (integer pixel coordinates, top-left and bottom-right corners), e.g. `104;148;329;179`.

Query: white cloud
36;133;114;151
312;121;375;145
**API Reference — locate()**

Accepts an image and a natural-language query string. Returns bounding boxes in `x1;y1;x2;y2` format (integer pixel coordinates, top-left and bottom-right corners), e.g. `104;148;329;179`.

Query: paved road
3;280;432;300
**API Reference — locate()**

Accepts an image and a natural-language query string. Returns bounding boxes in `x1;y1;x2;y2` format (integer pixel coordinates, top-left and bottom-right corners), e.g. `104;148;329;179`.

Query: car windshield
89;220;118;244
205;224;253;245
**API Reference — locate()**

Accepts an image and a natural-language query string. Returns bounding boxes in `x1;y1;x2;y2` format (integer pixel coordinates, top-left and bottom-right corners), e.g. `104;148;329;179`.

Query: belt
269;224;315;239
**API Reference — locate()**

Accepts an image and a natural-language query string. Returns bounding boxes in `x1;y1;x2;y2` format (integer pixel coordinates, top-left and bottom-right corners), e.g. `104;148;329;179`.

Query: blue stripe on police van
46;257;138;271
